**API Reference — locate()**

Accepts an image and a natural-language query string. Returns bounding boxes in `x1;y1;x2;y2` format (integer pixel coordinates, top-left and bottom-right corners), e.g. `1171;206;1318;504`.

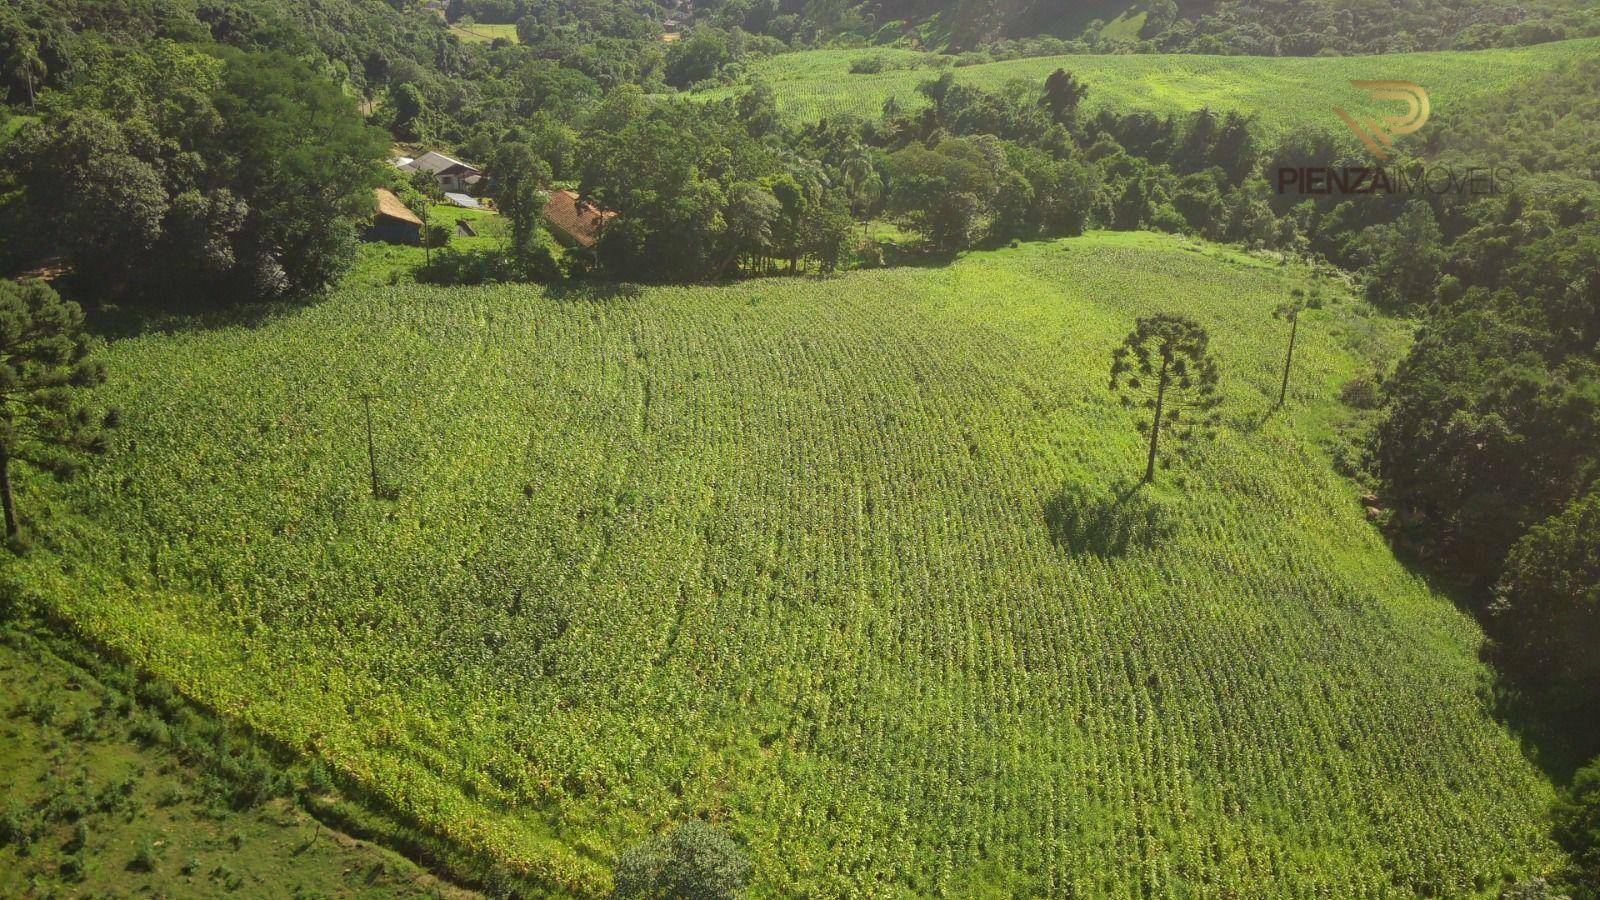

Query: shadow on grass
1043;478;1174;558
878;243;963;269
542;281;645;303
1386;539;1590;782
78;291;301;342
1234;404;1277;435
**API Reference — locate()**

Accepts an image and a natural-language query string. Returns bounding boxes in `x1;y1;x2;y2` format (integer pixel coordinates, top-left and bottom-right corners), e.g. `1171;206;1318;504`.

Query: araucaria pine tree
1108;314;1222;483
0;280;116;541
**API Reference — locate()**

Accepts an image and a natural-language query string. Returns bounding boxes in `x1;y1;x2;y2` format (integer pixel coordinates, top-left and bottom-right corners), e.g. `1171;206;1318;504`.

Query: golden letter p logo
1334;81;1429;161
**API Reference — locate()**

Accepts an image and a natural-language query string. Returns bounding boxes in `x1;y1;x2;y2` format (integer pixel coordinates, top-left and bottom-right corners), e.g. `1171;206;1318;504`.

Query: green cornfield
696;37;1600;133
8;232;1560;895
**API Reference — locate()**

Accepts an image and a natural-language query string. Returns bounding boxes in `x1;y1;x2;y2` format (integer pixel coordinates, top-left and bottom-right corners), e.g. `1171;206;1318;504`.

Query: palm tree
11;42;45;112
838;143;881;240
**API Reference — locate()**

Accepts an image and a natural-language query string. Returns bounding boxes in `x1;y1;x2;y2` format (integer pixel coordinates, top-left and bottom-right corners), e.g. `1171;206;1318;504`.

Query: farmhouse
398;151;484;193
366;188;423;244
542;189;615;248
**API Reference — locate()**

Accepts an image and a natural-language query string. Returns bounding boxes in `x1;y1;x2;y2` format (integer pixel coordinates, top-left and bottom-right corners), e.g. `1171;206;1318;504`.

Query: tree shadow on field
80;293;298;341
1233;405;1275;435
1042;478;1175;558
1387;540;1588;782
543;281;644;303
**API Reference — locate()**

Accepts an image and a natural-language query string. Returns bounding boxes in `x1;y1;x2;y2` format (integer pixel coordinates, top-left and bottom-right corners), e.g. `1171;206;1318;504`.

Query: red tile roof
543;189;615;248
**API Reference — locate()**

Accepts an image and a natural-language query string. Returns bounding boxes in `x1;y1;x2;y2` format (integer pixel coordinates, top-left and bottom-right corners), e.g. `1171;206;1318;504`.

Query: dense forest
1;0;1597;895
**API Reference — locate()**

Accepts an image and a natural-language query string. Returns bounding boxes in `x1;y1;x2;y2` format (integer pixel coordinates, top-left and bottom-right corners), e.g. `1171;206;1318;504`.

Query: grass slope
1097;10;1147;42
7;232;1559;895
701;37;1600;134
0;633;468;898
349;202;508;289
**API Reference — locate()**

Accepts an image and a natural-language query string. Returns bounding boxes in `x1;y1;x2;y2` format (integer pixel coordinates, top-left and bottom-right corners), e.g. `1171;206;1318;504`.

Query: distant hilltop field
693;37;1600;134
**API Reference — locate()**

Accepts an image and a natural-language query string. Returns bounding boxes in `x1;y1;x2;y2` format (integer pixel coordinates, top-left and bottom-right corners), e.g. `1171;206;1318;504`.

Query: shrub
425;222;454;250
0;805;35;851
1554;757;1600;892
1339;375;1383;410
24;693;59;725
613;820;750;899
135;679;183;716
1498;876;1565;899
1149;202;1188;234
131;836;162;872
848;55;887;74
417;246;564;285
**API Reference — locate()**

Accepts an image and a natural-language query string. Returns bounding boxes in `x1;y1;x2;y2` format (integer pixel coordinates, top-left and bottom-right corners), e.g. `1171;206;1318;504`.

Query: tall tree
0;280;115;541
802;196;856;274
718;181;780;277
7;44;386;306
10;39;45;111
838;143;882;222
1039;68;1087;127
11;111;169;292
1554;756;1600;893
490;141;556;278
213;47;391;297
402;159;446;268
885;138;995;253
1491;487;1600;751
579;90;782;281
1109;314;1223;483
1363;200;1444;311
389;81;427;142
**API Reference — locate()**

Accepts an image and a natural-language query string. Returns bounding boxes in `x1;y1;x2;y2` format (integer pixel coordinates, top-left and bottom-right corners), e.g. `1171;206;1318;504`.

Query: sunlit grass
698;37;1600;137
449;22;519;44
10;232;1559;896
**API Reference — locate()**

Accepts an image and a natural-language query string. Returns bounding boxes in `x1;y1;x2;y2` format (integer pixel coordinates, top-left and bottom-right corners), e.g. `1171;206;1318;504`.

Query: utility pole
420;204;432;267
1143;354;1169;484
1273;291;1309;410
1277;310;1298;408
360;393;380;498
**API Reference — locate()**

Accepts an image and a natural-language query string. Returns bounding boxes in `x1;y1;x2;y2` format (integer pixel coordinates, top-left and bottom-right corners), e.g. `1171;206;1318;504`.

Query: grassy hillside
6;232;1561;895
0;632;470;898
698;37;1600;132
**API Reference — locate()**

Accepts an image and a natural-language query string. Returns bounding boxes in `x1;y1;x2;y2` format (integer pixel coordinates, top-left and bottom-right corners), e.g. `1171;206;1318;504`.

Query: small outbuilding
366;189;423;245
443;192;482;209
